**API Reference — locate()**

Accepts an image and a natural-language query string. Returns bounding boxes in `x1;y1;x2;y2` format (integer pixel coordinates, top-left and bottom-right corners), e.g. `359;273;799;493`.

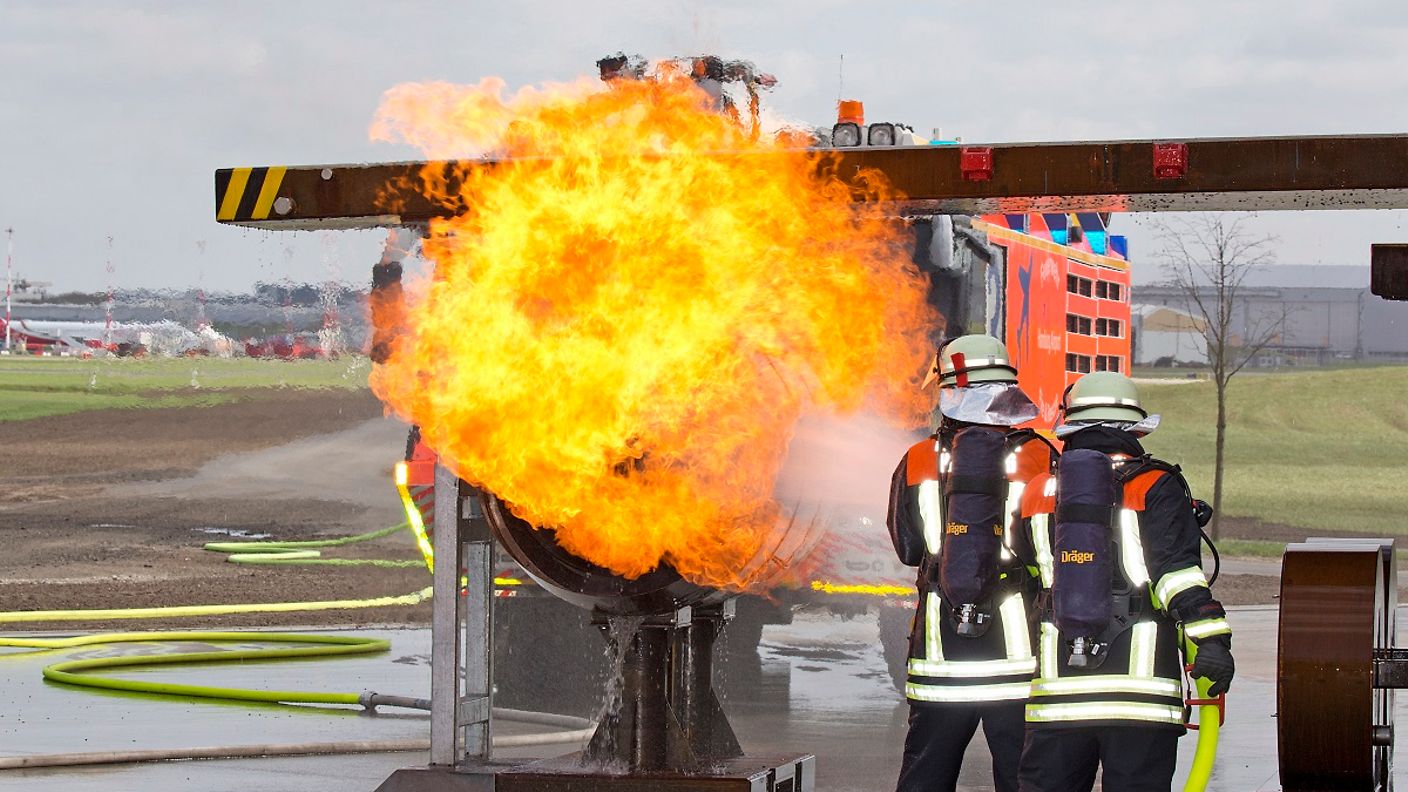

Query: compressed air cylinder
937;427;1006;608
1052;448;1115;640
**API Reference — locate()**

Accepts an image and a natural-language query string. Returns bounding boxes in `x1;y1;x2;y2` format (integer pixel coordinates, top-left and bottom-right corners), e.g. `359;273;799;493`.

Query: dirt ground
0;390;431;629
0;390;1350;632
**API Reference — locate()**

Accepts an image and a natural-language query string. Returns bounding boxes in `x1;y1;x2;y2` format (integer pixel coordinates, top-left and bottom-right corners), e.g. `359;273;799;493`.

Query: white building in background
1131;304;1209;366
1132;265;1408;366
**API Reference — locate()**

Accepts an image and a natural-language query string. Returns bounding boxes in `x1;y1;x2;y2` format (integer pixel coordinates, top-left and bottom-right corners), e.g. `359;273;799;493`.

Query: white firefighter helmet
1057;372;1160;436
922;334;1019;390
924;335;1037;426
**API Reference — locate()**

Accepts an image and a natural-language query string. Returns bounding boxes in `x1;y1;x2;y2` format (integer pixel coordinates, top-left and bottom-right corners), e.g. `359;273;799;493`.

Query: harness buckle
952;602;993;637
1066;636;1110;669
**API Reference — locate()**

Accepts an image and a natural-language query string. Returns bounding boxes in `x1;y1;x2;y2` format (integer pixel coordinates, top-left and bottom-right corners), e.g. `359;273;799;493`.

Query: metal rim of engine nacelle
481;492;732;617
1277;537;1397;791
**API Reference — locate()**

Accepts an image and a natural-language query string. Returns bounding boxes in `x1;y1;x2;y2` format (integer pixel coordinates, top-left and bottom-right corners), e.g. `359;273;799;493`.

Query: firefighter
887;334;1054;792
1013;372;1234;792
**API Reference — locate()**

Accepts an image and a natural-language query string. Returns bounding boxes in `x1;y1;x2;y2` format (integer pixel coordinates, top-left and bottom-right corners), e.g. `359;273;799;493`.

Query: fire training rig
219;132;1408;792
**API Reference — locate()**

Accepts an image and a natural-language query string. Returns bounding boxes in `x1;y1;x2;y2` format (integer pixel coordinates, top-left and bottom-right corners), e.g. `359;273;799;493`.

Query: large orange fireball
368;70;938;588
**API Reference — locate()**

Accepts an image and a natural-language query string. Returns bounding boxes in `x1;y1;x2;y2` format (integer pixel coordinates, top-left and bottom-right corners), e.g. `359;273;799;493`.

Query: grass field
1139;366;1408;539
3;355;1403;540
0;356;372;422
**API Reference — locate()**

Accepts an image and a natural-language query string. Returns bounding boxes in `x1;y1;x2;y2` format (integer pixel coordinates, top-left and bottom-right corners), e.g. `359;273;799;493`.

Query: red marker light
1153;143;1188;180
960;147;993;182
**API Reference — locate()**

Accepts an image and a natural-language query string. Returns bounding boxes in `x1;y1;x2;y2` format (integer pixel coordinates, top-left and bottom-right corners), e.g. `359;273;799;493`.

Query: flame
368;71;938;589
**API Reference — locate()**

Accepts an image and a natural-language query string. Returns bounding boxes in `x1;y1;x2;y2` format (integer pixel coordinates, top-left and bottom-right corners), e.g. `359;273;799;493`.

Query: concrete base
494;753;816;792
372;760;537;792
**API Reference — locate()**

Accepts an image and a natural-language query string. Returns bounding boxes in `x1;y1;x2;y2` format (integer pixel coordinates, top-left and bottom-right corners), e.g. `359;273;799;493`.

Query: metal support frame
215;133;1408;231
429;463;494;767
1372;648;1408;689
583;603;742;773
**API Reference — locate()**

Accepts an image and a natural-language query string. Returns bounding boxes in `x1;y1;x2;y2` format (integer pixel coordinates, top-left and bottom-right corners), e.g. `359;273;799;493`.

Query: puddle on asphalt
767;645;861;662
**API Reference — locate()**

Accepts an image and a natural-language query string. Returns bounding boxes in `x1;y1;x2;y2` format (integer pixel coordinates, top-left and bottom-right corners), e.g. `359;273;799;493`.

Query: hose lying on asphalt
0;707;599;769
0;630;596;767
0;522;596;768
0;721;598;770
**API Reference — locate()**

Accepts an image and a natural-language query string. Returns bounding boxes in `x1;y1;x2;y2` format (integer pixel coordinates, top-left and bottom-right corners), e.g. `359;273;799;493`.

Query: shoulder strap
904;436;939;486
1115;454;1188;511
1006;429;1058;482
1021;472;1055;517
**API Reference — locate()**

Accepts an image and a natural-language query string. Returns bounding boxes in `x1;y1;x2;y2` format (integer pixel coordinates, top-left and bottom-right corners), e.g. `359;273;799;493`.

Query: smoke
775;410;925;519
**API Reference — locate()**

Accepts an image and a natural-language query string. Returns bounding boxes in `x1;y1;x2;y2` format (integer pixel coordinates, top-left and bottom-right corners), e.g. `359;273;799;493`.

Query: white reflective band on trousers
1031;675;1182;698
1026;701;1185;725
909;656;1038;678
908;681;1034;703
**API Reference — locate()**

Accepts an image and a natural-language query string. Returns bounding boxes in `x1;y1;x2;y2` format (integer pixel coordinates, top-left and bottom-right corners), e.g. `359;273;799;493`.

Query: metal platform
495;753;815;792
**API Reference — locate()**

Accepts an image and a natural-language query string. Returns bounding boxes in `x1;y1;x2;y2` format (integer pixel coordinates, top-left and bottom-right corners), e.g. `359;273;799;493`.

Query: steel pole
103;235;114;350
429;463;463;766
4;228;12;353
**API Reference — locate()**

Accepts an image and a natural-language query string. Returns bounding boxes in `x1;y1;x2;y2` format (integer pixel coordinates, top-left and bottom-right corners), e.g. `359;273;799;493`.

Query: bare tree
1152;214;1287;540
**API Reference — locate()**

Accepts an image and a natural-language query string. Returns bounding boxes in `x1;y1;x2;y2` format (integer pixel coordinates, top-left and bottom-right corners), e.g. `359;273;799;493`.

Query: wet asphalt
0;607;1404;791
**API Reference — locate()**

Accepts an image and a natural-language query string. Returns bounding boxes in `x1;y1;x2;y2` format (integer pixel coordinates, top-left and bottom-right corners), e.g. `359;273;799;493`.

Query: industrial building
1132;265;1408;366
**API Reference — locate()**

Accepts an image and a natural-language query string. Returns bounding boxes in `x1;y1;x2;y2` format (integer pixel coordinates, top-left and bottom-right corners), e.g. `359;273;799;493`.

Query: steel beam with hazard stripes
215;133;1408;230
214;166;289;223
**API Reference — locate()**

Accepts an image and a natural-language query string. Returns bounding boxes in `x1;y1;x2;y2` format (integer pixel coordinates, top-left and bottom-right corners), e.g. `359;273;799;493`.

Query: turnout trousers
896;701;1025;792
1017;726;1179;792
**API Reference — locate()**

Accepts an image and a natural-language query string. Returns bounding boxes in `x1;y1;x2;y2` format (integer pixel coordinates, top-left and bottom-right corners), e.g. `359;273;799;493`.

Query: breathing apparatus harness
1045;439;1226;792
921;420;1050;638
1052;451;1219;667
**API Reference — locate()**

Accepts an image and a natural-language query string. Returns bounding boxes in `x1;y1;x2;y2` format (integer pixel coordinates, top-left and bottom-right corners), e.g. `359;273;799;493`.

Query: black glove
1190;636;1234;697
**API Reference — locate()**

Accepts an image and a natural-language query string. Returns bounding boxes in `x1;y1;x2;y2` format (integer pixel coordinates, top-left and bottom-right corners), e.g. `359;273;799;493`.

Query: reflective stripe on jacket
889;434;1050;705
1019;466;1201;729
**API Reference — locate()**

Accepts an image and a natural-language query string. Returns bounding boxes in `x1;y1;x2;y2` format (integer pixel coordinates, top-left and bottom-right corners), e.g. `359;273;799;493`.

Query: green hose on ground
0;631;596;769
0;586;433;624
203;522;424;567
0;516;594;768
0;631;386;706
0;519;595;768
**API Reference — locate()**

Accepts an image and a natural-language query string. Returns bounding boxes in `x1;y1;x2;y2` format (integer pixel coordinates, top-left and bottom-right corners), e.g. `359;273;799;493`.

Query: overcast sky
4;0;1408;292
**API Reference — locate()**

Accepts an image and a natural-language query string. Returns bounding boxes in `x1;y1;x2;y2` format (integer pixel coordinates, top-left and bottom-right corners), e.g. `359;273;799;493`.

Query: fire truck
388;113;1137;695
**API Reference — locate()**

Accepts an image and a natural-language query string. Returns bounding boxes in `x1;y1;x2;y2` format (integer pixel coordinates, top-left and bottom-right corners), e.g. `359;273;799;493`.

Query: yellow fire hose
1181;635;1222;792
0;522;594;769
0;586;433;624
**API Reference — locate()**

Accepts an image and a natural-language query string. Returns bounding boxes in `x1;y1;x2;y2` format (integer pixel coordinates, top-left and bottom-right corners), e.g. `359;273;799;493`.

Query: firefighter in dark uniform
888;334;1054;792
1012;372;1234;792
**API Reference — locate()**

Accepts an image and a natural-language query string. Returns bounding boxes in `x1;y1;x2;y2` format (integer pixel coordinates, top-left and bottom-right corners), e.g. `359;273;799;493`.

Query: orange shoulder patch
1021;472;1055;518
905;439;938;486
1122;470;1167;511
1010;438;1055;484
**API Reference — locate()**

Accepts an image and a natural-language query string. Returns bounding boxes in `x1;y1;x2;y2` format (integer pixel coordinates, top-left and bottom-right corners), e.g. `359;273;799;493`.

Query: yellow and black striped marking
214;166;288;222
